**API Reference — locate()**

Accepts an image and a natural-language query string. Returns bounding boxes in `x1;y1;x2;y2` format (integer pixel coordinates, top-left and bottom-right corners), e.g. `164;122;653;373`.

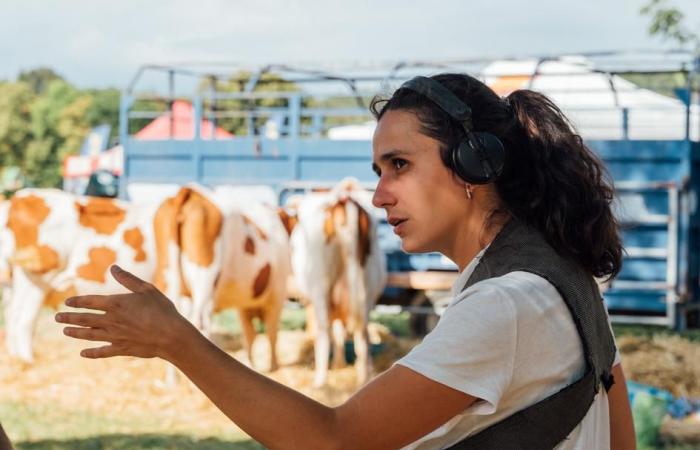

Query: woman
56;73;635;449
0;423;14;450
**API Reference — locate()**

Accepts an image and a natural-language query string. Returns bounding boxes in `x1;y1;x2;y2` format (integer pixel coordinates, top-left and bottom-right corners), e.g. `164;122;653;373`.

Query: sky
0;0;699;90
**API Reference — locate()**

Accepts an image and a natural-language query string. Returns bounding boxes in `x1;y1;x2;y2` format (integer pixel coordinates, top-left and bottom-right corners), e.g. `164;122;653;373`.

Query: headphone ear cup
451;132;506;184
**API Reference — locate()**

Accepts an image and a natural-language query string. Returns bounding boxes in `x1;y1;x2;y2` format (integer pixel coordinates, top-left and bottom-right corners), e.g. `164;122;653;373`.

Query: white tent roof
329;56;698;141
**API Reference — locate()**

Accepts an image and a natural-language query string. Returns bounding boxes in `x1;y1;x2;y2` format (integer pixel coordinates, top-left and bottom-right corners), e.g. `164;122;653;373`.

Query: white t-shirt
397;249;620;450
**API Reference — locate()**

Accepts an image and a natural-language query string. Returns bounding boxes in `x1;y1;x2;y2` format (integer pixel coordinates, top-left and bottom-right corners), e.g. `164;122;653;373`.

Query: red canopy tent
134;100;233;140
64;100;233;180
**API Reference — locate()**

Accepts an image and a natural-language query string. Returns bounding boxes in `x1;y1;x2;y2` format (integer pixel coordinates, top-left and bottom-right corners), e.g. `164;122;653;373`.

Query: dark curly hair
370;73;622;280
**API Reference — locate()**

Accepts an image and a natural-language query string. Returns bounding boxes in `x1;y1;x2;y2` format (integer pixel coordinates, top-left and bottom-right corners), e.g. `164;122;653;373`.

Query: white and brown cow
154;184;291;371
289;179;387;387
3;188;158;363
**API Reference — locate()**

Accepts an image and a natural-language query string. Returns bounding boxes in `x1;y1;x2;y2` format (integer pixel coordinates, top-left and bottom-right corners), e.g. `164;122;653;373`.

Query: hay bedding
0;310;414;437
618;334;700;444
618;335;700;398
7;310;700;442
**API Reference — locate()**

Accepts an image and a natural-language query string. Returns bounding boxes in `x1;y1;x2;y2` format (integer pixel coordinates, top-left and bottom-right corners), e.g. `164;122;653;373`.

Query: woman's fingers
65;295;116;312
62;326;111;342
111;265;155;294
80;344;125;359
55;311;107;328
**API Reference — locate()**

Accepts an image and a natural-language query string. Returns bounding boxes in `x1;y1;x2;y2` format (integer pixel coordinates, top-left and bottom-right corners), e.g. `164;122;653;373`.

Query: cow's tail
155;187;190;316
334;194;368;333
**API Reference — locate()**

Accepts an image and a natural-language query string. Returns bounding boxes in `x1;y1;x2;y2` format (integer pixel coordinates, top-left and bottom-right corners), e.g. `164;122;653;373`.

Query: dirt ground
0;309;415;441
3;310;700;445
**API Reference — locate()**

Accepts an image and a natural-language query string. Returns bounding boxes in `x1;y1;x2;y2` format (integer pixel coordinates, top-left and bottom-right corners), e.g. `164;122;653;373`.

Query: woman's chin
400;239;430;254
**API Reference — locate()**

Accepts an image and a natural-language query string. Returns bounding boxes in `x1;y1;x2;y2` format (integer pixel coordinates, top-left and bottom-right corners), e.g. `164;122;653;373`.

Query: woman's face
372;109;469;255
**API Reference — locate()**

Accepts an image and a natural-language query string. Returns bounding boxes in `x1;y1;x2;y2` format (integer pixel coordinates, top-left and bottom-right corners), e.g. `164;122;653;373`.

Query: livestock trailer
117;52;700;329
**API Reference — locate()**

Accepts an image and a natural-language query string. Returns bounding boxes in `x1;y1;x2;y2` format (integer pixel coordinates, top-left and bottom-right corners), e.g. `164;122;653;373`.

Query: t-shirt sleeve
395;280;518;415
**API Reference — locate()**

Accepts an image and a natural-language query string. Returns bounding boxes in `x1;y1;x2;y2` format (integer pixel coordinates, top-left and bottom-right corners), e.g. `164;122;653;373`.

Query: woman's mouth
389;218;408;235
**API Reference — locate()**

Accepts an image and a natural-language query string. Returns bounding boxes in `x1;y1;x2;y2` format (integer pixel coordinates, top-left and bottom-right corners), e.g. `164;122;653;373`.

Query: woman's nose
372;178;395;208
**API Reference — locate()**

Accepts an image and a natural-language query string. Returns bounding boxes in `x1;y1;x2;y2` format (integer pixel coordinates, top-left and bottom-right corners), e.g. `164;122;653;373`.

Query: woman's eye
392;158;408;171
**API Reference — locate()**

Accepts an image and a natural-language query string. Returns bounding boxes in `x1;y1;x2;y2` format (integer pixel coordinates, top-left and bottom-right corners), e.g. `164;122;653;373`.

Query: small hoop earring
465;184;473;200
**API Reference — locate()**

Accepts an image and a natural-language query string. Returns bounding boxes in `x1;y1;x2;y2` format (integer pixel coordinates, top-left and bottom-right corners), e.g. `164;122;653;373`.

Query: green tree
84;88;120;143
17;67;64;95
640;0;699;52
27;80;92;187
0;81;35;168
198;71;304;135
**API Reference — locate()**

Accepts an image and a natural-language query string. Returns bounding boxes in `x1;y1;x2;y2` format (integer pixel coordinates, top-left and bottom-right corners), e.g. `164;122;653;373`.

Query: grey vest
448;218;616;450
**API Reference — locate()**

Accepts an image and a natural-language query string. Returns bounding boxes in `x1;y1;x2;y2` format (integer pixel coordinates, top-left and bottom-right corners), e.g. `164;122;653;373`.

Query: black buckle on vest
601;372;615;392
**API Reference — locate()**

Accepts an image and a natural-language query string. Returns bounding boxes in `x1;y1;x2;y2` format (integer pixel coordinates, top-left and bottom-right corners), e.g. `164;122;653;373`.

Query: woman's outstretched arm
0;424;14;450
56;265;475;450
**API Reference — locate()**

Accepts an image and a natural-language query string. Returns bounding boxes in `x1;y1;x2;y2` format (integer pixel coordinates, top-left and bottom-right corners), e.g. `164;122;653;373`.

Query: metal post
684;69;691;142
193;96;203;183
668;185;680;328
209;75;217;141
289;94;302;137
168;69;175;139
118;93;131;200
622;108;629;141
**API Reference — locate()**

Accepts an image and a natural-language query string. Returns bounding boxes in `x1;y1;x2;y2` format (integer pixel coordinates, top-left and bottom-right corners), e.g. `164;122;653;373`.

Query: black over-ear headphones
400;76;505;184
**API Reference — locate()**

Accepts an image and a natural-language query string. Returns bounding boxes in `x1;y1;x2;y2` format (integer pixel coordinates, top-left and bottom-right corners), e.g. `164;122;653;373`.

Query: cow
153;184;291;372
288;179;387;387
3;188;158;363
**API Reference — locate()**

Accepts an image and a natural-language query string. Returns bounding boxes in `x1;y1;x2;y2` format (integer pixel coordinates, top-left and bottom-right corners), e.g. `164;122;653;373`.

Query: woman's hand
55;265;195;361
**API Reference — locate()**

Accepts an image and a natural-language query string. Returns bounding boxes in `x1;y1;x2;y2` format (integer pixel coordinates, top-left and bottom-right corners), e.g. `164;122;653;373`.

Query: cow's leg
263;300;282;372
238;308;257;369
353;325;372;385
312;293;331;387
9;268;45;363
2;284;13;353
187;270;217;338
331;319;346;370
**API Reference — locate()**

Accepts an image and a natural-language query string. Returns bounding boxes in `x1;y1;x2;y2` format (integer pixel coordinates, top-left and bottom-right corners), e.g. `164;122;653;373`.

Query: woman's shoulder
452;270;571;332
456;271;560;306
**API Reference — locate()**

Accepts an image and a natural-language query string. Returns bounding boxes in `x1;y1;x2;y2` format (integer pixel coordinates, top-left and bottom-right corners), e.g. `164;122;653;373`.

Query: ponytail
498;89;622;279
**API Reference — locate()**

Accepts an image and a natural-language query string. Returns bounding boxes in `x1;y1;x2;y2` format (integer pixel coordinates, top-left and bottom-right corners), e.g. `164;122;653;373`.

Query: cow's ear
74;201;85;216
277;207;298;236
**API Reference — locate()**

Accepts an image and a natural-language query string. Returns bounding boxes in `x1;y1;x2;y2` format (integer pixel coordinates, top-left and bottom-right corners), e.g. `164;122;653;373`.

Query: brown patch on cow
77;247;117;283
180;190;222;267
252;263;271;298
7;195;61;273
277;208;298;236
75;198;126;235
243;214;268;240
123;227;146;262
12;245;60;274
244;236;256;255
44;285;77;309
329;274;350;326
323;199;347;243
8;195;51;247
153;187;221;296
355;200;372;266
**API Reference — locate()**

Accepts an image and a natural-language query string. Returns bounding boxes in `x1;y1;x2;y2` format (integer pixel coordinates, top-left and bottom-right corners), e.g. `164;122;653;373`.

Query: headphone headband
397;75;506;185
400;76;473;128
